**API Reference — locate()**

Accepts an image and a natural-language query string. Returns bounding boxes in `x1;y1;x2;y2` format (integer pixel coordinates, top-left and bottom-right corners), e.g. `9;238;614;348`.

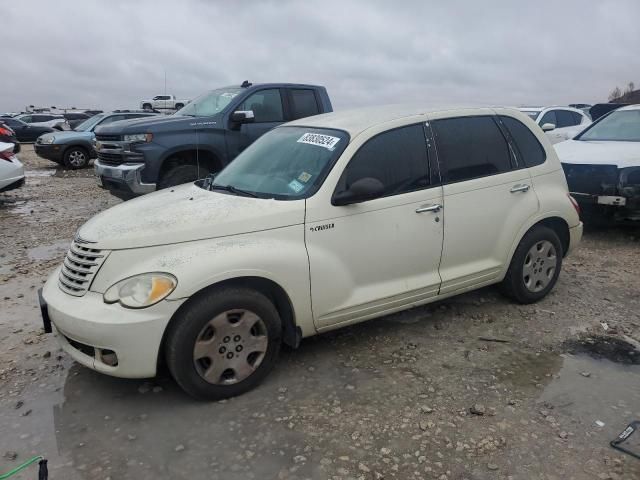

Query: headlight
123;133;153;143
42;136;55;144
103;273;177;308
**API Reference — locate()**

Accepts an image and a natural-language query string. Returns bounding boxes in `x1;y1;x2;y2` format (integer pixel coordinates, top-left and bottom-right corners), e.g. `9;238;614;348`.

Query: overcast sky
4;0;640;112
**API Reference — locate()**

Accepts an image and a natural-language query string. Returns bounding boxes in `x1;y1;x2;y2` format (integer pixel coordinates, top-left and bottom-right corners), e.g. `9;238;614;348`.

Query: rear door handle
415;204;442;213
510;184;530;193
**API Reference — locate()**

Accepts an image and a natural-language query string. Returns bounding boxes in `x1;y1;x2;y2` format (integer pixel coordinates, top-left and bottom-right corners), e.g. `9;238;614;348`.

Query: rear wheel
63;146;89;169
142;103;152;110
157;164;211;189
175;103;184;110
165;287;282;400
500;225;562;304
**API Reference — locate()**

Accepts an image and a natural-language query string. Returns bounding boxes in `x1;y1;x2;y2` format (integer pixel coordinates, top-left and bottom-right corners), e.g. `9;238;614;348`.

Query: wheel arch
158;275;301;372
158;147;224;180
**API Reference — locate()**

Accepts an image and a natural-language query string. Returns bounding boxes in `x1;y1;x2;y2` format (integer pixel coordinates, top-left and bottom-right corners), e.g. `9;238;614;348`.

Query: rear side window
289;89;320;120
500;116;546;168
340;124;430;197
571;111;585;124
433;116;513;183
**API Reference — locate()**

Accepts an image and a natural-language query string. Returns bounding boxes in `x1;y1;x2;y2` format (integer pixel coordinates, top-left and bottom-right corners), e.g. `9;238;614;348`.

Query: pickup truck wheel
158;164;210;189
500;225;562;304
63;147;89;169
175;103;184;110
165;287;282;400
142;103;152;110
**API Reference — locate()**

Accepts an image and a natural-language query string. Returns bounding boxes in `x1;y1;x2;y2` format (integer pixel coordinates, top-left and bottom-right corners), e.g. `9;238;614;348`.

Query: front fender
90;226;314;336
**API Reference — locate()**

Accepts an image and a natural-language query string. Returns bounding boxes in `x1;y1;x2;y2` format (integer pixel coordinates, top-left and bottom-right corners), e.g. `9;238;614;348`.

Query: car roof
285;105;499;137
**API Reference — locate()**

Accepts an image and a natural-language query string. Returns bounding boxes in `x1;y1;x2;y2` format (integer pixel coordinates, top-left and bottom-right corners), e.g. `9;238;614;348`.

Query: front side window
238;89;284;123
19;115;32;123
500;116;546;167
539;111;557;127
578;109;640;142
207;126;348;199
433;116;513;183
175;88;242;117
289;89;320;120
337;124;430;198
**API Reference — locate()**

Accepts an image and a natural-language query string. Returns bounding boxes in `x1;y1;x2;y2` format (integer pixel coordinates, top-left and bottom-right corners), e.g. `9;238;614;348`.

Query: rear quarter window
499;116;546;168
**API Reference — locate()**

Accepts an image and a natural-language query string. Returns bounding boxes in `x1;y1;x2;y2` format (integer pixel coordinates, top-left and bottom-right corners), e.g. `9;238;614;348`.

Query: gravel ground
1;146;639;480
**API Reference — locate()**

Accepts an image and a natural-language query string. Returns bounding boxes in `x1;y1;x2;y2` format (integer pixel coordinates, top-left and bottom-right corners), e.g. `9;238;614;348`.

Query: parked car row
518;105;591;144
39;104;584;400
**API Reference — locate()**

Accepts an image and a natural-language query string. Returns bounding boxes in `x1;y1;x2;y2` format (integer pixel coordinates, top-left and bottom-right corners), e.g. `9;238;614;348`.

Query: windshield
73;114;104;131
175;88;242;117
202;127;349;199
578;109;640;142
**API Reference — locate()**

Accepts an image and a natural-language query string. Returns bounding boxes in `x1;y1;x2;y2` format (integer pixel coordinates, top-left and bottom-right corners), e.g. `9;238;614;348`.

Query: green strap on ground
0;456;43;479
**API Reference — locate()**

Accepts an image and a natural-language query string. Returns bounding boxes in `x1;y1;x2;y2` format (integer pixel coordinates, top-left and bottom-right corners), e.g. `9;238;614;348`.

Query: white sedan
519;106;591;144
0;142;25;192
555;105;640;223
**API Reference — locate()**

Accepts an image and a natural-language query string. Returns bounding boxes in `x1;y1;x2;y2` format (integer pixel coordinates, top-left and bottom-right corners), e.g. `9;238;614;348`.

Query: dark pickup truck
94;82;333;199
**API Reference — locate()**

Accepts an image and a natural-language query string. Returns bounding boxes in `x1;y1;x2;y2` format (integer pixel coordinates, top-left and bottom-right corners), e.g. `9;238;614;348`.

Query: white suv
40;106;583;399
519;106;591;144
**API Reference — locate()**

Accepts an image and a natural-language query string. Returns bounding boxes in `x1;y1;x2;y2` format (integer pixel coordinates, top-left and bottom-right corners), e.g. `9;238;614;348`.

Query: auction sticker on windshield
297;132;341;150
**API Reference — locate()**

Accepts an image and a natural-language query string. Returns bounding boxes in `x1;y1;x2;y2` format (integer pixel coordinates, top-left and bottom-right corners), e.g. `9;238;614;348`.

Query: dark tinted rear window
289;89;320;120
500;116;546;168
555;110;577;128
433;116;513;183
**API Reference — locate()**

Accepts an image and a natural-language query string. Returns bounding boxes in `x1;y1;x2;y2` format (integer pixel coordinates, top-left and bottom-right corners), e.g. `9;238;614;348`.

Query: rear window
500;116;546;167
433;116;513;183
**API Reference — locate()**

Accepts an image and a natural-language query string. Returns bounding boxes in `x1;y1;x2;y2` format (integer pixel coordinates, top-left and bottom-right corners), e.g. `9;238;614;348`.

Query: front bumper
34;143;64;162
95;160;156;196
41;268;185;378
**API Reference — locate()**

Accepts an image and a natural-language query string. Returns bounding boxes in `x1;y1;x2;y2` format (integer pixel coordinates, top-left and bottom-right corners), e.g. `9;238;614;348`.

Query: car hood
77;183;305;250
39;130;93;143
95;113;224;135
555;140;640;168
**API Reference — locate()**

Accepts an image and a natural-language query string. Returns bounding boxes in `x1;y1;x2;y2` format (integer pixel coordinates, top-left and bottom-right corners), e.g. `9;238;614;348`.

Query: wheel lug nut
233;335;241;342
226;352;234;359
219;346;226;354
223;336;231;343
235;345;243;352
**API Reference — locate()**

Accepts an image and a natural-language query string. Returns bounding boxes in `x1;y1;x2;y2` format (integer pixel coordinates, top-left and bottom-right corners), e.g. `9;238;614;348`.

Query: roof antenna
241;80;252;88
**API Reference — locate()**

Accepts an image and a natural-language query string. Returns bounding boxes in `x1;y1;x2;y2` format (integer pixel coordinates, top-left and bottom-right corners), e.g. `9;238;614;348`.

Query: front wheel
500;225;563;304
165;287;282;400
157;164;211;189
63;147;89;169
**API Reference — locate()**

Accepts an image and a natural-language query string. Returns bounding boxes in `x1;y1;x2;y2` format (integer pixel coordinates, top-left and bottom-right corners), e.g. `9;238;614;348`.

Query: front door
305;123;444;330
430;115;539;294
225;88;285;160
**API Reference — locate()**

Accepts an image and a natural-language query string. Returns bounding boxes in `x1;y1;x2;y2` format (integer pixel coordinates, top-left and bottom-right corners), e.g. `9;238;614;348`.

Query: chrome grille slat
59;240;109;296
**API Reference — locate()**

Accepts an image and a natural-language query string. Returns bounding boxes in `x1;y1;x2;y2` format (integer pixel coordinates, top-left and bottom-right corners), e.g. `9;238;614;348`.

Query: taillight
0;127;11;136
568;193;581;216
0;148;15;162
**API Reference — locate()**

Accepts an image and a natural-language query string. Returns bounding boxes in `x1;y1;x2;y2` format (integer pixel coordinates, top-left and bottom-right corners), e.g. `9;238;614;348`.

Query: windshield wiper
209;183;259;198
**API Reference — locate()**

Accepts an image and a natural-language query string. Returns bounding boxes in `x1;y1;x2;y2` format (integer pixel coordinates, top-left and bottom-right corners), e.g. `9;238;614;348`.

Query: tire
165;287;282;400
175;103;184;110
500;225;563;304
63;146;89;169
157;164;210;189
142;103;152;110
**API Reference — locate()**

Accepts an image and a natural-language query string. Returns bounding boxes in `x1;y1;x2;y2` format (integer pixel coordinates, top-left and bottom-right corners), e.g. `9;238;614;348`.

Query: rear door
305;123;444;329
431;115;539;294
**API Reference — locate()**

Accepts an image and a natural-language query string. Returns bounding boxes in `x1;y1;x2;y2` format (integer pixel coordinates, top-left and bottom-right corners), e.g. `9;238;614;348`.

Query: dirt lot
1;146;639;480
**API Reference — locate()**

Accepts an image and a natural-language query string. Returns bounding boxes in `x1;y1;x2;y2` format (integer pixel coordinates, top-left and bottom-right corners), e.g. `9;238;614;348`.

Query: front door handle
510;184;530;193
415;204;442;213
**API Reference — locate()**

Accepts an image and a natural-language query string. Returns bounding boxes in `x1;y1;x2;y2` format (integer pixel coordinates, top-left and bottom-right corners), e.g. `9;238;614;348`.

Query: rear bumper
0;176;25;192
95;160;156;197
567;222;583;255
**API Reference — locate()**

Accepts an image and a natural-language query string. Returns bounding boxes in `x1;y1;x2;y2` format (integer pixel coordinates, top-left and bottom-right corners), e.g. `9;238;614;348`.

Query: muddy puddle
26;240;69;262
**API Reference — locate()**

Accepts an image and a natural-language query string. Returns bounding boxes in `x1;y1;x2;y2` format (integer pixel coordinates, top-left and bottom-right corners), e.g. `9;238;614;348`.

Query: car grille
59;241;109;296
97;152;124;165
561;163;619;196
95;134;122;142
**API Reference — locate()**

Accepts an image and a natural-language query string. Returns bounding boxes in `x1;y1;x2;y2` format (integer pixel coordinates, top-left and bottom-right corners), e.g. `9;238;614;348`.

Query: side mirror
332;177;385;206
231;110;255;124
541;123;556;132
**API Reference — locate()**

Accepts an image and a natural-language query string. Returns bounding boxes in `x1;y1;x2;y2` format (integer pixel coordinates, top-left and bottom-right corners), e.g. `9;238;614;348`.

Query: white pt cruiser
41;106;583;400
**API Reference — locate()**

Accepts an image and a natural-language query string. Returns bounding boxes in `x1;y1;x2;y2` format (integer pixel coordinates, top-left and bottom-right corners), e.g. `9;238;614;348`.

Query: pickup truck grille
95;134;122;142
59;241;109;296
97;152;125;165
561;163;619;196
